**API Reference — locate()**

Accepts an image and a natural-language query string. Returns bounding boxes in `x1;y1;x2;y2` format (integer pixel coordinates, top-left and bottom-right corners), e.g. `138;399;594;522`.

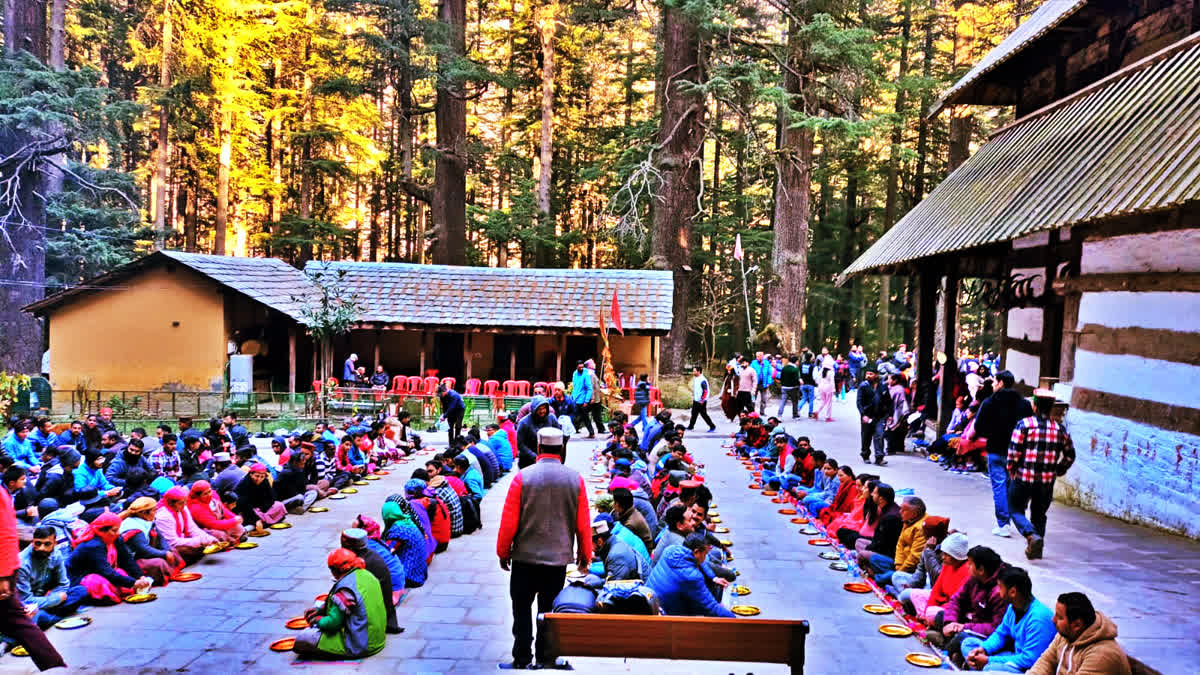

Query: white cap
537;427;565;447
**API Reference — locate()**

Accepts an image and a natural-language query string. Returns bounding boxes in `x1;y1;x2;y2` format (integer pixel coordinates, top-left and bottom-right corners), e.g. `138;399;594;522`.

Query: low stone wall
1058;408;1200;539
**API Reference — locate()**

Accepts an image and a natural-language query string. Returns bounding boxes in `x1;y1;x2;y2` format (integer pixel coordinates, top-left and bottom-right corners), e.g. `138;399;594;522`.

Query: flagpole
739;256;753;349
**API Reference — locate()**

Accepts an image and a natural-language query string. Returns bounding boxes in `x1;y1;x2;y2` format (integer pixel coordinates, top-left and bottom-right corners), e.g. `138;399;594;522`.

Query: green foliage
0;372;31;418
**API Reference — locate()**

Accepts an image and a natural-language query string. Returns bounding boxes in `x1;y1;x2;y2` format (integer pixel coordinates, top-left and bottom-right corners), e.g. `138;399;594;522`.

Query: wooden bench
537;613;811;674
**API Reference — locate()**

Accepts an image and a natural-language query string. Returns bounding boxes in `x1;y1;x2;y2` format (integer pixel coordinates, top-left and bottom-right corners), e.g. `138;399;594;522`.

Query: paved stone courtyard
0;396;1196;674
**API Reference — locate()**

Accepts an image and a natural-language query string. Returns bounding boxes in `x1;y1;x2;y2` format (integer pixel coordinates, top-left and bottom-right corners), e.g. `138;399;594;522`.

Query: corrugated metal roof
929;0;1086;116
159;251;321;319
843;34;1200;279
305;261;674;332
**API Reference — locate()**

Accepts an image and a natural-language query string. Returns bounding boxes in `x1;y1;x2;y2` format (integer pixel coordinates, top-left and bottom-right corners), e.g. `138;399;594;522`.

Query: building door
493;335;536;381
433;333;464;385
564;336;599;376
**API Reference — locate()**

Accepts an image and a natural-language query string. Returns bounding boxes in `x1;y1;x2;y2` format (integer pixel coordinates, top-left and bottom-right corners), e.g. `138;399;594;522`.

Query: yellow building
26;252;673;397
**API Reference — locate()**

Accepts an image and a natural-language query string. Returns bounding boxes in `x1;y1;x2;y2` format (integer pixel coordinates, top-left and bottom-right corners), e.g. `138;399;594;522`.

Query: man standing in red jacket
496;427;591;670
0;482;64;670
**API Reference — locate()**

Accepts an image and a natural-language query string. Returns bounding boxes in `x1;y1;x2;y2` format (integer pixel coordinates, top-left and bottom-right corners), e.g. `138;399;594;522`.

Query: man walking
751;352;773;415
736;356;757;415
856;366;882;464
1007;389;1074;559
687;366;717;432
973;371;1033;538
570;361;597;438
799;351;818;419
496;428;591;670
776;355;800;419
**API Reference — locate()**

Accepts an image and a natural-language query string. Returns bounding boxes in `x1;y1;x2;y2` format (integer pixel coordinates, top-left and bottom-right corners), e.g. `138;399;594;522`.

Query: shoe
861;454;870;463
708;427;717;433
498;662;533;670
386;626;406;634
1026;533;1044;559
536;659;573;671
825;418;833;422
991;526;1012;538
874;458;888;466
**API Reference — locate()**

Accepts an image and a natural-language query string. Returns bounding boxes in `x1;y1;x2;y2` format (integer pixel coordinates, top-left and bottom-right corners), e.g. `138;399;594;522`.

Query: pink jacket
155;506;217;549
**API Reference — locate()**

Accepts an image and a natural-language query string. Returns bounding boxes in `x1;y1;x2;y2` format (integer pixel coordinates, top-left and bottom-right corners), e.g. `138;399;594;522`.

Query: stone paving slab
0;396;1194;673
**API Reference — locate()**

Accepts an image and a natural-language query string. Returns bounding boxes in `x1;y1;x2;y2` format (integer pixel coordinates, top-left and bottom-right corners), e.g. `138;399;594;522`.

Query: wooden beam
650;335;659;385
1077;323;1200;366
938;275;960;435
1006;336;1041;356
556;333;565;383
373;329;381;370
1053;272;1200;294
419;330;427;376
465;333;472;380
288;325;296;395
509;346;516;382
916;272;936;383
1071;386;1200;436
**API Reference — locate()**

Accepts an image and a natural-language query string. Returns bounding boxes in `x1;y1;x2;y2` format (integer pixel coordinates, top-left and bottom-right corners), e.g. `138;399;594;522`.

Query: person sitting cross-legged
293;548;387;660
119;497;185;585
15;526;88;629
341;528;403;635
187;480;245;544
863;494;926;587
154;486;218;564
1026;591;1131;675
961;566;1055;672
651;504;694;567
590;514;647;581
645;532;735;618
898;531;972;625
235;463;287;531
66;512;154;604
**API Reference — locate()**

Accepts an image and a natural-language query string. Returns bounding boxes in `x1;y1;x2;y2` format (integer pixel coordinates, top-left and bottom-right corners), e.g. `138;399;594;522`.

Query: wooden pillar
288;324;297;396
650;335;659;385
555;333;565;383
464;332;472;380
938;274;960;435
373;329;381;370
419;330;427;376
509;341;517;382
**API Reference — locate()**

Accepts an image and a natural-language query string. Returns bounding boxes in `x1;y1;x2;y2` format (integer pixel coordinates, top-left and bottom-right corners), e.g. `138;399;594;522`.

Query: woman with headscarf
720;362;739;422
293;548;387;659
234;463;287;530
154;486;218;564
119;497;184;585
353;515;405;590
66;511;153;604
405;479;450;553
380;501;428;588
390;488;435;562
187;480;245;544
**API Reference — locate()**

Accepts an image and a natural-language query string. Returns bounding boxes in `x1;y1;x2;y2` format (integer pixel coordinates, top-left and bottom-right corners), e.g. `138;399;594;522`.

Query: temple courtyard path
0;396;1197;673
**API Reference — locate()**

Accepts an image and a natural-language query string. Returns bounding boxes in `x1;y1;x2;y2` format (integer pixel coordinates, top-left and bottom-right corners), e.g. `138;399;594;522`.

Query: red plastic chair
440;377;457;392
648;386;663;415
502;380;520;397
515;381;531;396
391;376;408;394
465;378;481;395
423;376;440;395
327;377;342;400
406;376;423;394
483;380;500;397
311;380;323;394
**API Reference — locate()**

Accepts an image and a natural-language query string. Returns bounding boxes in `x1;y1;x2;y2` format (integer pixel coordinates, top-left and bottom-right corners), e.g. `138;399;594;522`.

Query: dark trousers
1008;479;1055;537
688;401;715;430
736;391;754;415
446;411;464;442
860;421;875;460
509;561;567;665
1;582;65;670
886;422;908;454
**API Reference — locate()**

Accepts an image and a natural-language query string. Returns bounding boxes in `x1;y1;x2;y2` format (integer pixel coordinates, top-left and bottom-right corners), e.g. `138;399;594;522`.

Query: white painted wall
1077;291;1200;331
1006;348;1041;387
1059;408;1200;538
1012;231;1050;249
1006;307;1043;342
1081;228;1200;274
1073;350;1200;409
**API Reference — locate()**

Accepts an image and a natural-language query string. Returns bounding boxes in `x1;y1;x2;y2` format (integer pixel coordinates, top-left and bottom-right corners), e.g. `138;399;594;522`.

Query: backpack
551;582;598;614
595;580;662;615
459;493;482;534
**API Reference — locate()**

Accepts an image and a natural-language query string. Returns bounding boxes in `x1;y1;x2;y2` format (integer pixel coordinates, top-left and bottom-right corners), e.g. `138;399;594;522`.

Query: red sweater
929;559;972;608
0;487;17;576
188;498;241;531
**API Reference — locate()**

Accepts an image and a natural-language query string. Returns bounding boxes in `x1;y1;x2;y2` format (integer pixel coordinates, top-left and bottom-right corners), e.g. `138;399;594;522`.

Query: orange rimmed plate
247;529;270;538
843;582;871;593
730;605;761;616
126;593;157;604
807;538;831;546
315;593;328;602
329;493;347;500
790;517;809;524
778;508;797;515
269;637;296;652
879;624;913;637
714;527;729;533
710;517;722;523
377;470;391;475
863;604;893;615
905;653;943;668
269;522;292;530
341;488;358;494
761;490;778;496
770;498;784;504
235;542;259;550
285;617;309;630
748;484;762;490
365;475;380;481
10;646;28;656
175;572;202;582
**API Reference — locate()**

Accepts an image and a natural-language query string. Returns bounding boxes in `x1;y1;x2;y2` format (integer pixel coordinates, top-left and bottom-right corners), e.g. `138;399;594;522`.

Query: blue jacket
599;531;649;581
460;467;484;500
977;597;1057;671
612;522;651;569
343;358;357;382
571;369;593;405
848;351;867;375
105;453;155;487
73;464;116;499
366;538;405;589
640;421;664;453
633;381;651;405
486;433;513;472
646;545;734;617
441;390;465;416
751;359;774;389
2;433;38;469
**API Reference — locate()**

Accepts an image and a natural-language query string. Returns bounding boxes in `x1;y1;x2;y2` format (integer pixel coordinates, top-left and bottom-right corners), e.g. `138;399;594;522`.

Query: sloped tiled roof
158;251;321;319
842;34;1200;279
305;261;674;332
25;250;320;318
929;0;1087;116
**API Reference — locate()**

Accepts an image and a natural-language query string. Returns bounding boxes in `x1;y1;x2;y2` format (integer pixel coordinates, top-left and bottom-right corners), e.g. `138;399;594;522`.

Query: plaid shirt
149;448;182;479
1008;415;1074;484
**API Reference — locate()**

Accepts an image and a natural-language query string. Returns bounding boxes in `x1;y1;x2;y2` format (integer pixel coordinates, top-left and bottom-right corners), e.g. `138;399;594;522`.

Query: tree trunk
152;0;171;247
651;1;704;373
535;1;556;248
214;32;233;256
0;0;47;373
912;0;936;203
767;12;811;355
432;0;467;266
878;0;912;351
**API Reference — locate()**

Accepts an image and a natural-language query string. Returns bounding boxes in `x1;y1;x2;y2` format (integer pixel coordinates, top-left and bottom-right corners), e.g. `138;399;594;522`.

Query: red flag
610;290;624;336
734;233;744;261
